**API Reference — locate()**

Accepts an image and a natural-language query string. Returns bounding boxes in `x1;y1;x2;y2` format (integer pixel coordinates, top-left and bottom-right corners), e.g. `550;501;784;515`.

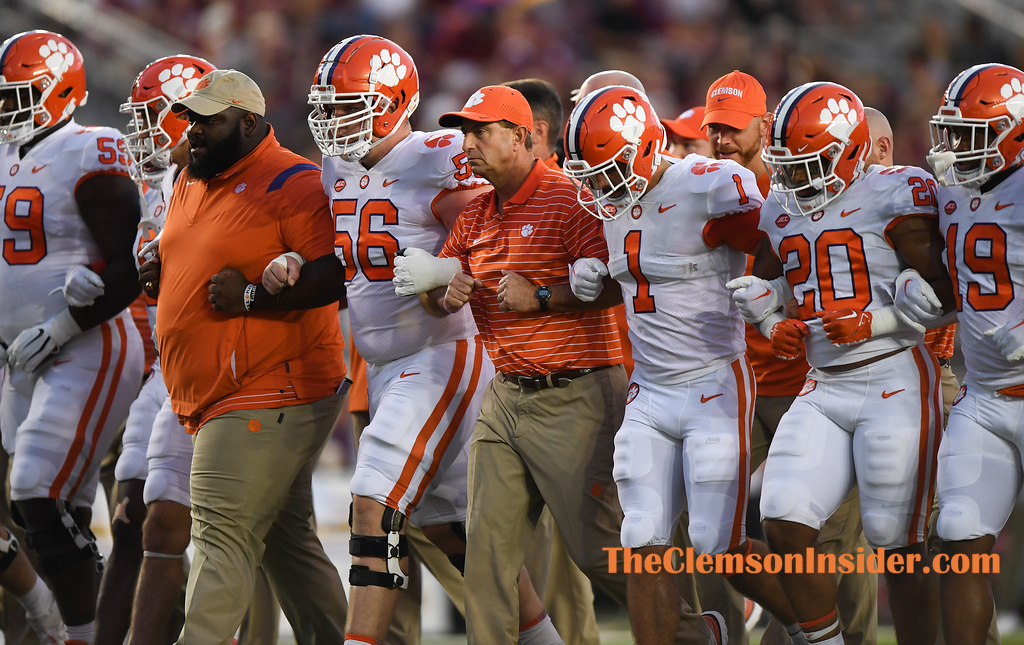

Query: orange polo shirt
441;159;622;375
745;171;811;396
158;126;346;431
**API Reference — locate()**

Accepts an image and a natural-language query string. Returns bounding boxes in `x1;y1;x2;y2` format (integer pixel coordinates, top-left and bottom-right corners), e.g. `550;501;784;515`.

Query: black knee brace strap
349;505;409;589
17;500;99;576
0;531;19;576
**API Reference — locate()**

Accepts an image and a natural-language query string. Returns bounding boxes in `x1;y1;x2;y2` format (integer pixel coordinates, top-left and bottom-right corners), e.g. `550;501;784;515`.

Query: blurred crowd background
4;0;1024;629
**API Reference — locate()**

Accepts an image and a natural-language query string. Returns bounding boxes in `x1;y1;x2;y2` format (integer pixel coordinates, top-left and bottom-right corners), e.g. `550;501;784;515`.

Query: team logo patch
157;62;202;101
952;385;967;406
603;204;617;217
630;205;642;219
234;182;246;193
520;223;534;237
970;197;981;211
425;132;455;148
359;175;370;189
798;379;817;396
609;99;646;143
626;382;640;404
247;419;262;432
775;213;790;228
334;178;346;192
944;200;957;215
811;211;824;221
8;165;17;176
369;47;408;88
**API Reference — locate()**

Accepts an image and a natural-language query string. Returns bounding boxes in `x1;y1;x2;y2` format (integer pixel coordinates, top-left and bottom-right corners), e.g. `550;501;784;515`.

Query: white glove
138;233;161;263
984;321;1024;361
262;251;306;295
49;265;105;307
893;269;945;333
8;310;82;373
726;275;789;324
569;258;608;302
393;248;462;297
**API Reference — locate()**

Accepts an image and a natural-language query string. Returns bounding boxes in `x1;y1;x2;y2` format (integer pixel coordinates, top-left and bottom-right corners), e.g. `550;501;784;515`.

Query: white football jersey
0;119;132;343
604;156;760;384
938;168;1024;390
323;130;486;364
760;165;936;368
133;168;174;338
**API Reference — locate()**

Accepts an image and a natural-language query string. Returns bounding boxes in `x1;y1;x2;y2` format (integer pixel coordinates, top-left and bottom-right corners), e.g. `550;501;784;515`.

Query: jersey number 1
0;186;46;265
624;230;656;313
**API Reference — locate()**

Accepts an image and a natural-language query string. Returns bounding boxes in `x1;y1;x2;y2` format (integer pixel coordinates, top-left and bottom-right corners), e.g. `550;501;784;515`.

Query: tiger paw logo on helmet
369;48;407;88
821;97;858;142
1000;78;1024;117
158;63;202;100
610;100;646;144
38;39;75;76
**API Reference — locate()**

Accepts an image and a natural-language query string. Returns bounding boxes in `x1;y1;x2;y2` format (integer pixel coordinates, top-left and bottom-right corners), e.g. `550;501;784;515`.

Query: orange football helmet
121;55;216;185
308;35;420;161
762;82;870;217
0;30;88;146
563;85;666;220
927;63;1024;188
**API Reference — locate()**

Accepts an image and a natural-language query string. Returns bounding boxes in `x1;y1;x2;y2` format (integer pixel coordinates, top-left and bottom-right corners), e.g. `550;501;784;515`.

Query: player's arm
497;271;622;312
209;253;345;314
888;216;956;313
433;186;491;230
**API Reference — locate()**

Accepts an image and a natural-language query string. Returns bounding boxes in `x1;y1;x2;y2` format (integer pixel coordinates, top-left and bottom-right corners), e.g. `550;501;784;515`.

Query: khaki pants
177;395;347;645
465;367;710;645
695;394;878;645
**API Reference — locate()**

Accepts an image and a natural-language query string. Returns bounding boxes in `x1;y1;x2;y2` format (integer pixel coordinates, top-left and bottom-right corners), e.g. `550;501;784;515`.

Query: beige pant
464;367;711;645
694;394;878;645
177;395;347;645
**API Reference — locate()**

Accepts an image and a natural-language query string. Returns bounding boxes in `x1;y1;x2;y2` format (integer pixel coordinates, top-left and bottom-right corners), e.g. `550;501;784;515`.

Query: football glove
893;269;946;332
770;317;810;360
726;275;791;324
569;258;608;303
984;321;1024;362
8;309;82;373
49;265;105;307
393;248;462;297
816;306;911;346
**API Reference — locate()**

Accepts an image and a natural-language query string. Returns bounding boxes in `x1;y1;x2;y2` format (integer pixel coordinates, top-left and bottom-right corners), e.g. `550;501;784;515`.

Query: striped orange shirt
925;324;956;361
441;159;622;375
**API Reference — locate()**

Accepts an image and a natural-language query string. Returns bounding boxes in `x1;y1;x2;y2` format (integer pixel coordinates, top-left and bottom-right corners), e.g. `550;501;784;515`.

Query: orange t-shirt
158;126;346;431
441;159;622;375
744;170;811;396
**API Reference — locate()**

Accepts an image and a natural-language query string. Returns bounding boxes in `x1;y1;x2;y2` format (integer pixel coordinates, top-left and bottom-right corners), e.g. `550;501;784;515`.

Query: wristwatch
536;285;551;312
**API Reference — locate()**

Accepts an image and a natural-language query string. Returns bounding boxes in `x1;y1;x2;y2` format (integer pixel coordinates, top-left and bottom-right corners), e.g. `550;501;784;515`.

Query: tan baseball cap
439;85;533;133
170;69;266;117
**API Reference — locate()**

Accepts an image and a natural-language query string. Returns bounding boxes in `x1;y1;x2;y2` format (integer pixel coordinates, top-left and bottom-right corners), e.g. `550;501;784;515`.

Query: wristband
243;283;257;312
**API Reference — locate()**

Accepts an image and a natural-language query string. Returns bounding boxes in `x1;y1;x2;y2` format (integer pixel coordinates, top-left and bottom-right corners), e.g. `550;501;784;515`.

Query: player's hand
138;235;160;263
209;267;250;314
50;265;105;307
139;256;161;298
816;308;873;345
894;269;944;333
726;275;782;324
569;258;608;303
984;321;1024;361
393;248;462;297
497;270;538;312
263;252;305;296
8;310;82;373
770;318;809;360
442;273;480;314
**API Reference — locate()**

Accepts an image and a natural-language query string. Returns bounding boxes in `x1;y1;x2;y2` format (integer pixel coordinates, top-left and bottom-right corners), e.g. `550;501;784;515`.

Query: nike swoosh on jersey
700;393;723;403
658;204;675;213
881;389;905;399
383;178;400;187
53;359;72;366
400;371;419;378
995;202;1014;210
840;208;860;217
31;165;47;173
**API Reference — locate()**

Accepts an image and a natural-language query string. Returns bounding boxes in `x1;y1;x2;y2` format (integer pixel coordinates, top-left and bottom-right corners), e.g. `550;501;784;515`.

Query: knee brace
0;529;20;576
349;504;409;589
447;521;466;575
14;499;100;577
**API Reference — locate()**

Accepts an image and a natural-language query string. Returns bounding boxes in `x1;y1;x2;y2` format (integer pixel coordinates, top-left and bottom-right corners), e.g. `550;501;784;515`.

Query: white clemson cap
170;69;266;117
438;85;533;133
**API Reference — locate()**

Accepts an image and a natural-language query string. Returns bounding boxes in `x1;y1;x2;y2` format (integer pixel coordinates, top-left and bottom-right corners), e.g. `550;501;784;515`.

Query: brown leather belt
501;365;612;390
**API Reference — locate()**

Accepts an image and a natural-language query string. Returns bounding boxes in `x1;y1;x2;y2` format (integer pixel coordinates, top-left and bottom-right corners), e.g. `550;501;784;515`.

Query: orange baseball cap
702;70;766;130
439;85;533;133
661;106;708;140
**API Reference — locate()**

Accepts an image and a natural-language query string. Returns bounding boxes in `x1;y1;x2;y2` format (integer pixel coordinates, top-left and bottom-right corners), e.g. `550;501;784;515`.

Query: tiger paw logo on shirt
520;224;534;237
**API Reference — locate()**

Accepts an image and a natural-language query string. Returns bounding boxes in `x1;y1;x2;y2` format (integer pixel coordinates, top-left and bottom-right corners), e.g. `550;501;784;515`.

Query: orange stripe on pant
386;339;469;512
727;357;754;551
69;317;129;499
50;322;114;499
408;338;484;510
908;346;940;545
